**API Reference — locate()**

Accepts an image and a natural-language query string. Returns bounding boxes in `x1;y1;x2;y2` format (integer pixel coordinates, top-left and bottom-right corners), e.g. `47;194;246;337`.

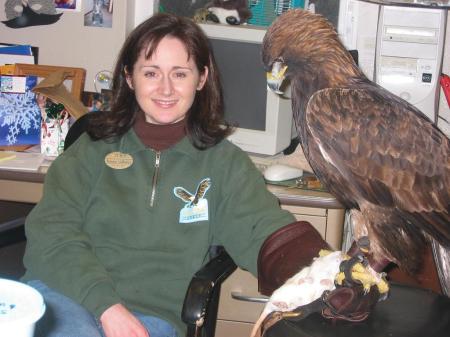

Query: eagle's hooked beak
266;60;288;95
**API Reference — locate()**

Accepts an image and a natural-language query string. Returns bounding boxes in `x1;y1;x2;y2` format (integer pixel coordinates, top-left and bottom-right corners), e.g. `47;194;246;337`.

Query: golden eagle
262;9;450;275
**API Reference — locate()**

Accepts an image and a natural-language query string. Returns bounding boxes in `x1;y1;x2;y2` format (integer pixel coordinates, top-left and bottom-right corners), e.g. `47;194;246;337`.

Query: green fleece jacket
22;129;294;336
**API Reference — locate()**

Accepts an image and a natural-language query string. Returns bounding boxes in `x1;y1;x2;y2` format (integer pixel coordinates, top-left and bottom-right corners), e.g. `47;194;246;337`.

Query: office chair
63;113;90;150
182;248;237;337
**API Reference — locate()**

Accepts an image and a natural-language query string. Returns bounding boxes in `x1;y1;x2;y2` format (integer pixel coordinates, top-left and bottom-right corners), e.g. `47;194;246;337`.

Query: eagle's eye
272;57;285;67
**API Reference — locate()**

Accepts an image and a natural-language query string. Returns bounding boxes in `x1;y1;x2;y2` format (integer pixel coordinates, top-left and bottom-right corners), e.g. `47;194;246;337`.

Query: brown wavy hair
87;13;232;149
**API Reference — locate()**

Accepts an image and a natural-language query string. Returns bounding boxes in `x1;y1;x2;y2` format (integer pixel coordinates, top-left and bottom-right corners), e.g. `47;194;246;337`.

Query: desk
0;166;47;235
0;168;47;204
0;166;343;208
0;165;346;337
0;166;345;247
0;166;345;245
0;165;345;250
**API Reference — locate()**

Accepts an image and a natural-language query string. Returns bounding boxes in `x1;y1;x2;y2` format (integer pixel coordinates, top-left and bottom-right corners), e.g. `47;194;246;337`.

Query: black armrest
182;249;237;337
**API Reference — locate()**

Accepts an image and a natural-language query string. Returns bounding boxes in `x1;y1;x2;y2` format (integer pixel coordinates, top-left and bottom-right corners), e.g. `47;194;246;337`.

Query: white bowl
0;278;46;337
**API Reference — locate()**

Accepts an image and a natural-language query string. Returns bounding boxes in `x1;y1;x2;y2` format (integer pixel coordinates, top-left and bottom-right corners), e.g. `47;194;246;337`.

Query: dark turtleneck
133;111;187;151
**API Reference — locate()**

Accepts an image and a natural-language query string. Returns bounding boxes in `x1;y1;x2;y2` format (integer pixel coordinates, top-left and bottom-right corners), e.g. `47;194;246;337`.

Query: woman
22;13;297;337
23;11;381;337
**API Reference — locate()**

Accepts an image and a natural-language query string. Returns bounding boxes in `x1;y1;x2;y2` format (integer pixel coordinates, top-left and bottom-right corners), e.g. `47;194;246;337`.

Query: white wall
126;0;157;33
1;0;449;128
0;0;134;92
0;0;161;92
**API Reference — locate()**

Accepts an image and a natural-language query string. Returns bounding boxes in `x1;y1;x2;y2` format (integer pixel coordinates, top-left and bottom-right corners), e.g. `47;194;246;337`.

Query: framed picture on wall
55;0;82;12
84;0;113;28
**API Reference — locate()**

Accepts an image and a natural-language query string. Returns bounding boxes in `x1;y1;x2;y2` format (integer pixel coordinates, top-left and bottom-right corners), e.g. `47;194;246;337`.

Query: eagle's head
262;9;362;96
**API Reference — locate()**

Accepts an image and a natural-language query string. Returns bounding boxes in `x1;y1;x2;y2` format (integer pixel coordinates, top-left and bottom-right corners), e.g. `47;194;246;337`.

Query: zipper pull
150;151;161;207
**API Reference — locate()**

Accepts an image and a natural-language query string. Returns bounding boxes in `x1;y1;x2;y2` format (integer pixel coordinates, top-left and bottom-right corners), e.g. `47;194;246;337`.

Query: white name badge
179;198;209;223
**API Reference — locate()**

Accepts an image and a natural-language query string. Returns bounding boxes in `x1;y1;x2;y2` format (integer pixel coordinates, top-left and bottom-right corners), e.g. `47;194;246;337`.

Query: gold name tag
105;152;133;169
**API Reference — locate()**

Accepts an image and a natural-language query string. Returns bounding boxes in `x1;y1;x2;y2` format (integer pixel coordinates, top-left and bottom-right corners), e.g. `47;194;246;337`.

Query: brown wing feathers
263;9;450;273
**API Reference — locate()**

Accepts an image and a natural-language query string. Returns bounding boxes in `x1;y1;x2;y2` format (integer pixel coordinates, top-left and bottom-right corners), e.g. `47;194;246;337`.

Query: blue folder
0;44;33;56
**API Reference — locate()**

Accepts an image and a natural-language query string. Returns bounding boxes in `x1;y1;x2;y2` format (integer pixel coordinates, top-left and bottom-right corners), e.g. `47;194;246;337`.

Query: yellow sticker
104;152;133;169
0;152;16;162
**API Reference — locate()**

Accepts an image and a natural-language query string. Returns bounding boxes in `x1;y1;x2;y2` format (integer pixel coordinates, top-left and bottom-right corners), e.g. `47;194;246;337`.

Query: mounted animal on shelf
194;0;252;25
262;9;450;288
2;0;62;28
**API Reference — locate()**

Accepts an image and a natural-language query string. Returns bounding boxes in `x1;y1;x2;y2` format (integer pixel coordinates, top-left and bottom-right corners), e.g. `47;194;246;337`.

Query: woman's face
126;36;208;125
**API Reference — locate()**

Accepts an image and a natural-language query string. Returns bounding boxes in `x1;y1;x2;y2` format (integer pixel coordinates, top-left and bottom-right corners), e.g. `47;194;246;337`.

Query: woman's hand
100;303;150;337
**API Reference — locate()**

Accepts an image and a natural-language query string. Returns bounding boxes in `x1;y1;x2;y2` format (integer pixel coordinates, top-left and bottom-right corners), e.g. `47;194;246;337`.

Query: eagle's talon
339;255;366;287
362;284;371;294
378;288;389;301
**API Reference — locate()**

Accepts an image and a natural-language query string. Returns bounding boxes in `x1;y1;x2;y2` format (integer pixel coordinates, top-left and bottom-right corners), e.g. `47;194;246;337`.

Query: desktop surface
0;157;343;208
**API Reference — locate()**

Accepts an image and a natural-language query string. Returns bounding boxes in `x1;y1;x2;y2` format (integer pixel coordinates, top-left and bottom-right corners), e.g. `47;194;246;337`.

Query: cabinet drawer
215;319;254;337
282;205;327;238
294;214;326;238
0;180;42;203
281;204;327;216
217;268;265;323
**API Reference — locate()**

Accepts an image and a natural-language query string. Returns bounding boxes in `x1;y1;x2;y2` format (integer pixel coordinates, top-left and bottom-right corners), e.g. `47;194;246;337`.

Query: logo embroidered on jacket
174;178;211;223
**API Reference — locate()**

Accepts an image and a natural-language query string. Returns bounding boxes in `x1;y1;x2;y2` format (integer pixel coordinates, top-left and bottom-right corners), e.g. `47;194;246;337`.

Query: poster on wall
54;0;82;12
84;0;113;28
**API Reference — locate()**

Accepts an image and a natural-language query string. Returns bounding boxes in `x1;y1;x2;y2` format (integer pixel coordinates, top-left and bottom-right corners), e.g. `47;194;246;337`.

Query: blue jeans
28;280;179;337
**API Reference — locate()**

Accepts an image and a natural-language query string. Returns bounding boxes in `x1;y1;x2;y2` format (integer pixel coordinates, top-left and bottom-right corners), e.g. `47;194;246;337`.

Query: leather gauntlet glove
258;221;330;296
322;284;381;322
258;222;389;324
